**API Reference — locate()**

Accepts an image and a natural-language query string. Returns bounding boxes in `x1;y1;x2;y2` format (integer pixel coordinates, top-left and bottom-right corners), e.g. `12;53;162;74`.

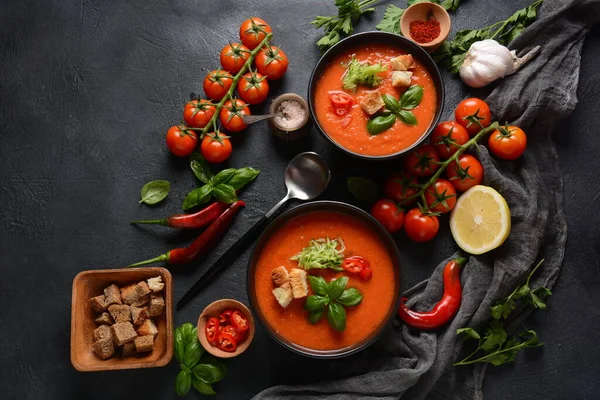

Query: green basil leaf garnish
174;330;185;364
397;110;417;126
347;177;378;203
307;275;329;296
190;153;213;184
211;168;236;186
182;184;213;210
175;370;192;396
337;288;363;307
192;364;226;384
367;113;396;135
183;341;203;368
399;85;423;110
327;302;347;332
308;308;325;324
227;167;260;190
327;276;348;301
212;184;238;203
192;377;217;395
382;93;401;113
305;295;329;311
140;180;170;205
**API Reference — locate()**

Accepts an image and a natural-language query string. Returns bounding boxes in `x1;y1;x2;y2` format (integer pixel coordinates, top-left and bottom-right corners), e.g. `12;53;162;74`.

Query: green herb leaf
307;275;329;296
376;5;404;34
327;276;348;301
512;284;531;299
175;370;192;397
327;302;347;332
311;0;376;51
306;295;329;311
140;180;170;205
529;292;547;310
192;377;217;395
440;0;461;12
190;153;213;184
382;93;401;113
212;184;238;203
397;110;417;126
227;167;260;190
399;85;424;110
480;320;507;351
178;323;195;343
192;363;226;384
457;327;481;340
309;308;325;324
183;341;203;368
367;113;396;135
342;56;387;91
211;168;236;186
182;184;213;210
291;237;346;271
490;298;516;320
337;287;363;306
174;330;185;363
347;177;379;202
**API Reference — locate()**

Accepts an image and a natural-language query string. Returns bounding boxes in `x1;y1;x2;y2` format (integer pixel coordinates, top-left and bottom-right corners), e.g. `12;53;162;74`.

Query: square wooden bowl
70;267;173;372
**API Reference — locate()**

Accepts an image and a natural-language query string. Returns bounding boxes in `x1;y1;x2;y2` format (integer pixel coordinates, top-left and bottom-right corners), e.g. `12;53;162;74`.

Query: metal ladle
177;152;331;309
241;113;282;125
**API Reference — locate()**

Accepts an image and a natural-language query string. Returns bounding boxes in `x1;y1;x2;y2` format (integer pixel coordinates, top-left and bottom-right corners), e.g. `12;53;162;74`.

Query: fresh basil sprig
140;180;170;205
174;323;228;397
183;154;260;210
305;275;363;332
367;86;424;135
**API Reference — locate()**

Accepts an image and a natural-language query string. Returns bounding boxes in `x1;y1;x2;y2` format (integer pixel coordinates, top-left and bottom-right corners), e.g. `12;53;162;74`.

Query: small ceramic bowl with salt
268;93;311;141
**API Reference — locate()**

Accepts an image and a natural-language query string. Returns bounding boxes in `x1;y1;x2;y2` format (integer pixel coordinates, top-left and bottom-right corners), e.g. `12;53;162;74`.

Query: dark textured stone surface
0;0;598;399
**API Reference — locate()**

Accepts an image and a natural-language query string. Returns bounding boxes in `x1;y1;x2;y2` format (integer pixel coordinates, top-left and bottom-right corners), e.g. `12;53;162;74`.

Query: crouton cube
147;276;164;293
131;295;149;307
93;337;114;360
391;71;413;88
134;335;154;353
120;284;139;305
135;281;151;298
111;322;138;346
108;304;131;323
289;269;308;299
271;266;290;286
131;306;149;326
359;90;384;115
149;294;165;317
95;312;113;325
93;324;112;342
103;284;122;306
391;54;415;71
122;342;137;358
272;282;293;308
136;319;158;337
89;295;106;313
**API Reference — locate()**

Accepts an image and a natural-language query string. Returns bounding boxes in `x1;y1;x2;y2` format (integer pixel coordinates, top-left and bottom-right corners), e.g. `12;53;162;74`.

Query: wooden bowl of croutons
70;267;173;371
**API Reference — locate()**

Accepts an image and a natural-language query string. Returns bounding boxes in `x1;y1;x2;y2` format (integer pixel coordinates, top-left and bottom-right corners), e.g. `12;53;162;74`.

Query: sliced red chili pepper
216;332;238;352
342;256;370;274
341;115;353;127
218;309;234;326
328;90;354;116
230;310;250;333
359;267;372;282
219;324;238;338
205;317;219;344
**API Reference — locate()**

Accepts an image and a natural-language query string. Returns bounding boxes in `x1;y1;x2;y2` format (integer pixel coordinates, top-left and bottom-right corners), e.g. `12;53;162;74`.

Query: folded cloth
253;0;600;399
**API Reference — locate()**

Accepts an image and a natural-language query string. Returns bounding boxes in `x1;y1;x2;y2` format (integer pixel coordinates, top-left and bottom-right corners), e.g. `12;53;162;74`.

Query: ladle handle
241;113;276;125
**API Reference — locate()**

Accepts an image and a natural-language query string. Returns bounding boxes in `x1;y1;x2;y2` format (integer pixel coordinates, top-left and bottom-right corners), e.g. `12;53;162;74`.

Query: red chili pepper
218;309;234;326
205;317;219;344
216;332;237;352
230;310;249;333
124;200;245;268
130;202;227;229
219;324;238;338
342;256;370;274
398;258;466;330
358;267;372;282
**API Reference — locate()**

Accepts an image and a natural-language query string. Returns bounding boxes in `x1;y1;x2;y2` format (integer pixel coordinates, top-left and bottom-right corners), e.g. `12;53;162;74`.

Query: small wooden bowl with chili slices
197;299;255;358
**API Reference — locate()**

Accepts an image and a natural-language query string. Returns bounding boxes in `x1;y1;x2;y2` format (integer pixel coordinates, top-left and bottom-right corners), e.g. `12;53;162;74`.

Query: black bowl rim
246;200;402;359
307;31;445;161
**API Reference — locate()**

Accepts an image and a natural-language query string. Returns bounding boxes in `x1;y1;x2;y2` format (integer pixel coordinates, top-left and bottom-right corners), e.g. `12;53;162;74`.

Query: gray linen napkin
254;0;600;399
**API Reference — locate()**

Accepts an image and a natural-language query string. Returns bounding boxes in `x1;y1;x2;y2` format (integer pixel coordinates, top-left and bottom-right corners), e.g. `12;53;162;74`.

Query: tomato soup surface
254;211;397;351
314;44;437;156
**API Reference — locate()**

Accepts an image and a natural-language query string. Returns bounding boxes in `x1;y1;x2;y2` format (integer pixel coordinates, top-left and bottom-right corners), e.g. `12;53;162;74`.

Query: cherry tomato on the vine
455;98;492;135
219;98;250;132
404;208;439;242
424;179;457;213
403;144;440;177
430;121;470;159
203;70;233;101
239;17;272;49
237;71;269;105
371;199;405;234
183;99;216;128
446;154;484;192
488;125;527;160
165;125;197;157
220;43;251;74
200;132;232;163
255;45;289;80
383;172;419;205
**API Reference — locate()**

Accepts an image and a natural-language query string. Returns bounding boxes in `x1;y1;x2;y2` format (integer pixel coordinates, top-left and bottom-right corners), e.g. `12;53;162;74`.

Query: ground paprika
409;19;441;44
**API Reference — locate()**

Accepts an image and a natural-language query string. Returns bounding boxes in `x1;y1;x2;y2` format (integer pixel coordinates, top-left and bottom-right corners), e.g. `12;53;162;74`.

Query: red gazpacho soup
253;211;397;351
314;44;438;156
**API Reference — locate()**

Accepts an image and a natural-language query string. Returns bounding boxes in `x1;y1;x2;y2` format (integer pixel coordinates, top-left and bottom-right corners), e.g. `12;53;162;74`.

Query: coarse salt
274;99;306;130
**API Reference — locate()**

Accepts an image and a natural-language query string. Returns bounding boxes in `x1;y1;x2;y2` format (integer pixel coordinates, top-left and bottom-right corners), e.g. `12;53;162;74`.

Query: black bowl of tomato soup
247;201;402;358
308;31;444;160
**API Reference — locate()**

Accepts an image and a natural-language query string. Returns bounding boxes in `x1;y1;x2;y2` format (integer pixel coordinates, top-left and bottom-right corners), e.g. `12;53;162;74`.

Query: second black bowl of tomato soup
308;31;444;160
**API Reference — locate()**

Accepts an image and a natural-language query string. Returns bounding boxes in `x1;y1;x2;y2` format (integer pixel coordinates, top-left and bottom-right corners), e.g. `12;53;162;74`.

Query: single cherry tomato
328;90;354;116
220;43;251;74
255;45;289;80
237;71;269;104
200;132;232;163
342;256;370;274
203;70;234;101
219;99;250;132
430;121;470;159
455;98;492;135
205;317;219;344
218;309;234;326
216;332;238;352
488;125;527;160
358;267;372;282
424;179;457;213
371;199;405;234
446;154;484;192
404;208;439;242
183;99;216;128
166;125;197;157
230;310;250;333
239;17;272;49
383;172;419;205
403;144;440;177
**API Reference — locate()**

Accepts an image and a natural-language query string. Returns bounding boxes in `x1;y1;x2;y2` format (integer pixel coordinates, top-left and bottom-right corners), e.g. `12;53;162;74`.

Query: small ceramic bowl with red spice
400;1;451;53
197;299;255;358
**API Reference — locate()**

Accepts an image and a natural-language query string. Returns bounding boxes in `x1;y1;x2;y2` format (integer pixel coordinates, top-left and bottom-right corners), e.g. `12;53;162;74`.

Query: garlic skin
459;39;540;88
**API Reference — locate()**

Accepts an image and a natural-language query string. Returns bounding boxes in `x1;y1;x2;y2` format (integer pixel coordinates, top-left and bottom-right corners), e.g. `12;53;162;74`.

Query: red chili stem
124;200;245;268
130;202;228;229
398;257;466;330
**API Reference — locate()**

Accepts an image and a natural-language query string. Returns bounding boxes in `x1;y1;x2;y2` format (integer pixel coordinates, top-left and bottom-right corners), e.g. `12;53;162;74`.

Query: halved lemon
449;185;511;255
